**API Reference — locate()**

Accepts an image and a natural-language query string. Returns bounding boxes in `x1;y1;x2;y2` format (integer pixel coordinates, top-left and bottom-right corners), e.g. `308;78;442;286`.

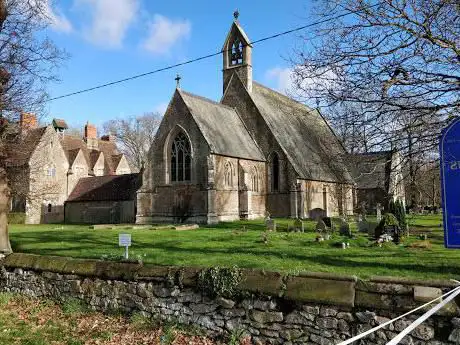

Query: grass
7;214;459;280
0;293;214;345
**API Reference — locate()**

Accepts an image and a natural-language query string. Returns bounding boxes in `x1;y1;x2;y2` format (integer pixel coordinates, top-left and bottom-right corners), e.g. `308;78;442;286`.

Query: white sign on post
119;233;131;259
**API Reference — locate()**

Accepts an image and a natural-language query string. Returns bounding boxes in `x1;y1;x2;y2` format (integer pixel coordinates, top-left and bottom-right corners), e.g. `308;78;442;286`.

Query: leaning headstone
309;208;326;221
358;219;370;233
315;219;327;233
339;218;352;237
376;203;383;222
266;219;276;232
293;218;304;232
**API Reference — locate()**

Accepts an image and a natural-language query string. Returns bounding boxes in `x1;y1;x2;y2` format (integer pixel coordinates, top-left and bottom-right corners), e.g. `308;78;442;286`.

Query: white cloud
266;67;295;95
142;14;191;55
266;66;339;100
77;0;139;48
29;0;72;33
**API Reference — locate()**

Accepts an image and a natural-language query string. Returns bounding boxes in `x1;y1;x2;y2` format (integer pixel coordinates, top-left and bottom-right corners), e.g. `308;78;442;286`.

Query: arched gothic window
230;37;243;65
251;166;259;192
271;153;280;192
224;161;233;187
170;132;191;182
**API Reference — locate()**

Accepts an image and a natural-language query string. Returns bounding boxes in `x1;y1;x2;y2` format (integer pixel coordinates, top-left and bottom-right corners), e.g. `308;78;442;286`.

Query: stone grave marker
315;219;327;233
309;208;326;220
266;219;276;232
358;219;370;233
339;218;352;237
376;203;383;222
293;218;304;232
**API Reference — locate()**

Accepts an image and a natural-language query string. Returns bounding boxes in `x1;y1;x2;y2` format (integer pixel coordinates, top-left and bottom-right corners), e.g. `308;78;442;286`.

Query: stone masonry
1;253;460;344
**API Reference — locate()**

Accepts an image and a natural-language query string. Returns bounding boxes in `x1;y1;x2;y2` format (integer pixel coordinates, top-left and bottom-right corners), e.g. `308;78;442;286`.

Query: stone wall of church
137;91;211;224
214;155;266;221
222;75;298;219
301;181;354;218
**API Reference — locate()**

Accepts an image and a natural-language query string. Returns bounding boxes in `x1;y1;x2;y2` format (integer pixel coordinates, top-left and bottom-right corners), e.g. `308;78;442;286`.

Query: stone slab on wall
1;253;460;344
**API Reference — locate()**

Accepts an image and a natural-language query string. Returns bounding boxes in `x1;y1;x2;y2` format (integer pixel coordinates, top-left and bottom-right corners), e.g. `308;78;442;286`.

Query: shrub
8;212;25;224
197;266;242;299
374;213;399;239
389;199;408;234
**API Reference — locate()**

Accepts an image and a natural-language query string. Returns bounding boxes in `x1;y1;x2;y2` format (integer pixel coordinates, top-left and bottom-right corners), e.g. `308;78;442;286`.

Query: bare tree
0;0;66;253
103;112;162;172
292;0;458;208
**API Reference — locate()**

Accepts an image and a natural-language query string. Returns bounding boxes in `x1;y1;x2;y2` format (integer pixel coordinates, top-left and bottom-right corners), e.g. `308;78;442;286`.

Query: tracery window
171;132;191;182
224;161;233;187
230;37;243;65
251;166;259;192
271;153;280;192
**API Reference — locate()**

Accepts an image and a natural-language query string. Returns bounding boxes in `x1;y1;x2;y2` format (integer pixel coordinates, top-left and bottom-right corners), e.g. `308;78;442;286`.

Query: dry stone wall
1;253;460;345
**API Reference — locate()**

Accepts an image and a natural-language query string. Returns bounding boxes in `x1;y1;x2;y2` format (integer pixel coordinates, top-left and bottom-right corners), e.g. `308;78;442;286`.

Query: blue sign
440;117;460;248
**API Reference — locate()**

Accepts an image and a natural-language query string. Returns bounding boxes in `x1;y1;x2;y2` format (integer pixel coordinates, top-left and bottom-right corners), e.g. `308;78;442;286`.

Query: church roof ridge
178;89;236;111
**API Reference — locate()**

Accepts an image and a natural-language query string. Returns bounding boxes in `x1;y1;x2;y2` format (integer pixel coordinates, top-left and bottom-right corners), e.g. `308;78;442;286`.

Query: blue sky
44;0;312;132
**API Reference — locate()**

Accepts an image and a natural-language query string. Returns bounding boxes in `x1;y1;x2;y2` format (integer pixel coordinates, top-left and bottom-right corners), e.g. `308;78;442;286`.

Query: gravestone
382;225;401;244
358;219;370;233
315;219;327;233
266;219;276;232
309;208;326;220
293;219;304;232
322;217;334;232
376;203;383;222
338;218;351;237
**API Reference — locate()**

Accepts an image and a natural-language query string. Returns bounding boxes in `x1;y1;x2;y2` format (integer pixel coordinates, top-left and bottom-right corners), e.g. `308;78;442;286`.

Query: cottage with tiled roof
137;16;356;224
7;115;132;224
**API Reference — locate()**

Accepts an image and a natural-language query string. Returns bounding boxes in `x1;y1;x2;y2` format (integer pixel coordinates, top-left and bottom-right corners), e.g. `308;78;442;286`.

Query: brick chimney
20;112;38;132
84;122;97;139
84;122;98;150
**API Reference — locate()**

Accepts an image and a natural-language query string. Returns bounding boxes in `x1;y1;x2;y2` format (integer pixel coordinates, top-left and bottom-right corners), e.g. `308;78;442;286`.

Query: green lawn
8;215;459;280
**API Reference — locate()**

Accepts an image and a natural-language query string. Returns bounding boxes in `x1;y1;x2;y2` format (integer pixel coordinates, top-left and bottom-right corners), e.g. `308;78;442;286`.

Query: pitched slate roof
60;135;121;173
67;173;141;202
60;135;90;166
249;82;354;183
5;126;47;166
349;151;392;190
178;89;264;161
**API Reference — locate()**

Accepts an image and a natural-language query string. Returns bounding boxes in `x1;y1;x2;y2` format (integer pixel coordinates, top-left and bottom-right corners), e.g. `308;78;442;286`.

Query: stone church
136;16;356;224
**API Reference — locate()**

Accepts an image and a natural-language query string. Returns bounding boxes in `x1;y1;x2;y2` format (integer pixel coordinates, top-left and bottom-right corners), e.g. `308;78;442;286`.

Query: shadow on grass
11;229;460;278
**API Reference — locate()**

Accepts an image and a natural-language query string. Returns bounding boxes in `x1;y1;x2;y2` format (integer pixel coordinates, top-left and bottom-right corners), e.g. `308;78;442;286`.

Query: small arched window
251;166;259;192
224;161;233;187
230;37;243;65
171;132;191;182
271;153;280;192
47;203;52;213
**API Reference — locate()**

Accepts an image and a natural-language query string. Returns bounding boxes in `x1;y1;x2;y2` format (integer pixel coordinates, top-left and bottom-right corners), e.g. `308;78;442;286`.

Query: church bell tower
222;11;253;93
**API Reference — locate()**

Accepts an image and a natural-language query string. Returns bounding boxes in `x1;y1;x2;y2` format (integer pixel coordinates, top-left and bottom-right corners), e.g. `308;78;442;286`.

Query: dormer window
230;37;243;65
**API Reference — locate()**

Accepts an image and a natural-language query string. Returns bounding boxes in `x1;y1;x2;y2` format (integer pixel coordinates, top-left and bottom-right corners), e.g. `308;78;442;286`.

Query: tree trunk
407;131;417;208
0;167;12;254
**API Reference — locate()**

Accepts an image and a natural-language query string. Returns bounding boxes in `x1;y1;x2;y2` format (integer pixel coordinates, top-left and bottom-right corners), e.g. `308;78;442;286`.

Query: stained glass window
171;132;191;182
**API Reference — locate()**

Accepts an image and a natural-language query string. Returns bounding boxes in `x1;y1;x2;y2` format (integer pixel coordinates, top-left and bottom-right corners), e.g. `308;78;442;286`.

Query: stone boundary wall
1;253;460;344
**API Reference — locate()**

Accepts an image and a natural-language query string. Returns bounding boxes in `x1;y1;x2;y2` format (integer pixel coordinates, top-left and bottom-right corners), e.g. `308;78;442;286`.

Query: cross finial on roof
175;73;181;88
233;9;239;20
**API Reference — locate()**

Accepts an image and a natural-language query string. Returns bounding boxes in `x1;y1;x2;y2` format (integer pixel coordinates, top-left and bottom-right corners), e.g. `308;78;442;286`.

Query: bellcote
222;14;253;93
